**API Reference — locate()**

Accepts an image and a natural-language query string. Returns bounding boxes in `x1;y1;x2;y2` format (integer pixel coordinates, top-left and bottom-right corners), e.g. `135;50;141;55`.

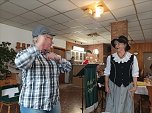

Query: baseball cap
32;25;55;38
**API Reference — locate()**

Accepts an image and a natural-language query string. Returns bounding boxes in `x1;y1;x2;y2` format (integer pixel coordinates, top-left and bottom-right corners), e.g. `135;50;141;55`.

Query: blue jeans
20;101;61;113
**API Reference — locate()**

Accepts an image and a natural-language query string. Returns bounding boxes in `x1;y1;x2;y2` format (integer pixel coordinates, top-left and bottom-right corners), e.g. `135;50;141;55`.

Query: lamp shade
93;49;99;54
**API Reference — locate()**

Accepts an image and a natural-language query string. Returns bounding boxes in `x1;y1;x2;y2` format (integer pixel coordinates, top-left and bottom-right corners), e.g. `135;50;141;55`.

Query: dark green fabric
0;84;20;103
84;64;98;109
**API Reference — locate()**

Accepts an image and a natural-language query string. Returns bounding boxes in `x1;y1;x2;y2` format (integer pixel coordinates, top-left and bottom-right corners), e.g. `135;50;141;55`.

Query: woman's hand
129;86;136;97
105;85;111;93
129;77;137;93
129;86;137;93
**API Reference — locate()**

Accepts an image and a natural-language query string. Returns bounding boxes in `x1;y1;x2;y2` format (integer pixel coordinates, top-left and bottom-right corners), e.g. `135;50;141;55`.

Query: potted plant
0;42;17;81
0;42;21;105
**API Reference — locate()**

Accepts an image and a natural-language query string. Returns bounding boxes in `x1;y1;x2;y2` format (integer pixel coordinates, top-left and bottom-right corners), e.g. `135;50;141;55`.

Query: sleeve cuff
104;73;110;76
132;72;139;77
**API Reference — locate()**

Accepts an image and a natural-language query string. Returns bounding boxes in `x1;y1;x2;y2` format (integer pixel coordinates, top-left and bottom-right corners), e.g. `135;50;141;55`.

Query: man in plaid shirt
15;25;71;113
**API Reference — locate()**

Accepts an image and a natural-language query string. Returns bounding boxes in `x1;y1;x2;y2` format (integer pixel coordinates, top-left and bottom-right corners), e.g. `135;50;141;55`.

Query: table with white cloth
135;85;148;95
135;82;152;113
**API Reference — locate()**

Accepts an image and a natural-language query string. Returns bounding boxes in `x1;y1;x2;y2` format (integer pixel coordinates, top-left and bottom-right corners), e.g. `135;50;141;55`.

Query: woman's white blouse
104;52;139;77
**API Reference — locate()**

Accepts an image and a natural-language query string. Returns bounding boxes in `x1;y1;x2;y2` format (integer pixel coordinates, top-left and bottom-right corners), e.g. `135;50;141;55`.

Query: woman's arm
105;76;110;93
129;77;137;92
129;55;139;92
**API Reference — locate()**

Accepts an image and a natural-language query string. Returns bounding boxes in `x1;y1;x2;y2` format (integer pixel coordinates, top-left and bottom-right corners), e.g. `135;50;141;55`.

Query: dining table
135;81;152;113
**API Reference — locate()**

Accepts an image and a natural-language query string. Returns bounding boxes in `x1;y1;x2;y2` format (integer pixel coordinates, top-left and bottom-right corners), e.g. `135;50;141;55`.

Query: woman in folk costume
104;35;139;113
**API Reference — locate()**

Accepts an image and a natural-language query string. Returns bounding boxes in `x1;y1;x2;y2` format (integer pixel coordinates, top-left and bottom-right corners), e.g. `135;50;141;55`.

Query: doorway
143;52;152;75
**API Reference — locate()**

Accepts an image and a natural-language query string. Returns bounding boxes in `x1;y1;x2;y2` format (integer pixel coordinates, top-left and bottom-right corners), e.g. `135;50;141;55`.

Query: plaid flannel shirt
15;45;71;111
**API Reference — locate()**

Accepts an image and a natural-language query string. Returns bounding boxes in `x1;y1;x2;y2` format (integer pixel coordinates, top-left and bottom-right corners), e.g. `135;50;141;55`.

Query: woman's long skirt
105;80;134;113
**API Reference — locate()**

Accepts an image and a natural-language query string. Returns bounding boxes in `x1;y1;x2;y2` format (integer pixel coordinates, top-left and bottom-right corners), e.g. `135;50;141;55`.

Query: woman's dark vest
109;55;134;87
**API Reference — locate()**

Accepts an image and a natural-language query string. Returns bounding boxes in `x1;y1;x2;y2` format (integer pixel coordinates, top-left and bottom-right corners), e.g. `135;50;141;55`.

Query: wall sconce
93;49;99;55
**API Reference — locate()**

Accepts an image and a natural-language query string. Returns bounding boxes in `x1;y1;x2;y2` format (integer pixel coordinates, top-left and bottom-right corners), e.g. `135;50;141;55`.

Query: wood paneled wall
130;43;152;70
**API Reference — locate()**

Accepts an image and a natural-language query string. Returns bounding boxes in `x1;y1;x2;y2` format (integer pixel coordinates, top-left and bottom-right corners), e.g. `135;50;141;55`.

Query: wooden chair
147;86;152;113
0;102;19;113
0;84;20;113
98;85;106;109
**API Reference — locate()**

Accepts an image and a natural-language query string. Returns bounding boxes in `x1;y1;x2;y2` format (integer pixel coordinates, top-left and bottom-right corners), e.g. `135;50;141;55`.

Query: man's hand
46;52;61;62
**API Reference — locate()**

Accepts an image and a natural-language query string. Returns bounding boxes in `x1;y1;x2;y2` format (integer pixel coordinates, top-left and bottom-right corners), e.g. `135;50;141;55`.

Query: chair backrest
0;84;20;103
